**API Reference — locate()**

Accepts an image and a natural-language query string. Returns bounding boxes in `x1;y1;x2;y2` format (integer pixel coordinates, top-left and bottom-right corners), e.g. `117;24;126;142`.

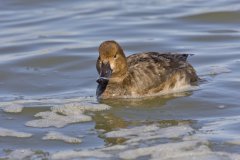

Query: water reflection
94;92;195;145
93;109;195;145
99;91;192;107
94;112;128;145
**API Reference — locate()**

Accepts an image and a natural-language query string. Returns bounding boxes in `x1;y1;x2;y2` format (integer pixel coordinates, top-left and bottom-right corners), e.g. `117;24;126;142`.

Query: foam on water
106;124;194;144
101;145;127;151
5;149;34;160
1;96;240;159
118;140;239;160
0;88;238;160
49;123;240;160
1;104;23;113
2;149;49;160
51;150;112;160
52;102;111;114
0;127;32;138
25;99;110;128
105;124;160;138
25;111;92;128
118;141;210;159
1;122;240;160
0;96;96;107
42;131;82;144
110;123;240;160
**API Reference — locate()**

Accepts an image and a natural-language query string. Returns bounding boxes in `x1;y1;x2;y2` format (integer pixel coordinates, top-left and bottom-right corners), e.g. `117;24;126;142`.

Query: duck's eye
114;54;117;59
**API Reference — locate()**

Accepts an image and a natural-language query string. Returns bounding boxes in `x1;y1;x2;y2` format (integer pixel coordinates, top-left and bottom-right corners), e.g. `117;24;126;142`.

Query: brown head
96;41;128;83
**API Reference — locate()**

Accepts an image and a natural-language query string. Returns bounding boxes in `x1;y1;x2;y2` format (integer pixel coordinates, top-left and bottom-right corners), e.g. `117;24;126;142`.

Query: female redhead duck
96;40;198;99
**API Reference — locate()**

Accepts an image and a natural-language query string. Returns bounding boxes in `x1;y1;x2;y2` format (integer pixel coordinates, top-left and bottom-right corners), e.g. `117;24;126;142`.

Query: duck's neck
110;55;128;83
109;71;128;83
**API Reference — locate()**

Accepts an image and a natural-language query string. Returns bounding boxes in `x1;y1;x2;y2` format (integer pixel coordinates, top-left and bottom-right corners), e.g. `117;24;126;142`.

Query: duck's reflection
98;91;192;107
93;91;193;145
94;113;128;144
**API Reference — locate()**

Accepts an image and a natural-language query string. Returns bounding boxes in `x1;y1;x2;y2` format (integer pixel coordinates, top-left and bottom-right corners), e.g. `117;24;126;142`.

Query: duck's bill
96;62;112;84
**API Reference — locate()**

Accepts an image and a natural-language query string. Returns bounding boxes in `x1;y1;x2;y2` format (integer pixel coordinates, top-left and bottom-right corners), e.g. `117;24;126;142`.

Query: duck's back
124;52;198;96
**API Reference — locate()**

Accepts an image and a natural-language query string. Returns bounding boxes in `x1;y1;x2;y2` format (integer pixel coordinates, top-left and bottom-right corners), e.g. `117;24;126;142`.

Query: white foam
52;102;111;115
3;96;240;160
106;124;194;144
101;145;127;151
47;123;240;160
25;101;110;128
6;149;34;160
105;124;159;137
25;111;92;128
0;127;32;138
51;150;111;160
0;96;97;108
119;140;211;159
105;123;239;160
42;131;82;144
1;104;23;113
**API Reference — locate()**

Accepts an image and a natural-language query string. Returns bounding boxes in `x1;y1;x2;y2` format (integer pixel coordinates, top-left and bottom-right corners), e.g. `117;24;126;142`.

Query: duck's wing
125;52;197;95
127;52;193;69
158;53;193;61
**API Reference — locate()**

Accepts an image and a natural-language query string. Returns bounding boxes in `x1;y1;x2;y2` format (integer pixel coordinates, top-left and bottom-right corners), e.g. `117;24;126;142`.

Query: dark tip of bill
96;77;109;85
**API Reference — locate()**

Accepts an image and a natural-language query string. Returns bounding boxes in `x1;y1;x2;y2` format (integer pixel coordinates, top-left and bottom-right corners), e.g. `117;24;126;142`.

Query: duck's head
96;41;128;84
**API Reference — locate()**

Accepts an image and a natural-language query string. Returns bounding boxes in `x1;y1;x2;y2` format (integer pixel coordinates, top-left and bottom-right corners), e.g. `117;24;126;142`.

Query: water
0;0;240;159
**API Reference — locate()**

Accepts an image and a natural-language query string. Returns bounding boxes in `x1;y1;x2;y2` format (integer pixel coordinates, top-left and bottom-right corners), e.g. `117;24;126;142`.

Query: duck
96;40;198;99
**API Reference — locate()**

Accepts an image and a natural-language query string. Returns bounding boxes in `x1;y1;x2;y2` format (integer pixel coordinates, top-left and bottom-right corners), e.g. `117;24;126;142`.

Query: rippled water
0;0;240;159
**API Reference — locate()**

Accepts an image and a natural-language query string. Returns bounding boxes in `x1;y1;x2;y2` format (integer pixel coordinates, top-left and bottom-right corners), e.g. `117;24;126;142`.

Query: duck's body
96;41;198;99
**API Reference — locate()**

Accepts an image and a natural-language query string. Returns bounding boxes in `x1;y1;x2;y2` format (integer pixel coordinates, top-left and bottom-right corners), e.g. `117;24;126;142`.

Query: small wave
197;115;240;141
180;11;240;24
199;65;231;77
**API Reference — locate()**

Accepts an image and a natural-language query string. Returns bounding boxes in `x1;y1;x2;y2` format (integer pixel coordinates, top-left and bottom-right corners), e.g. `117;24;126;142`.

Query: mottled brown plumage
96;40;198;99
